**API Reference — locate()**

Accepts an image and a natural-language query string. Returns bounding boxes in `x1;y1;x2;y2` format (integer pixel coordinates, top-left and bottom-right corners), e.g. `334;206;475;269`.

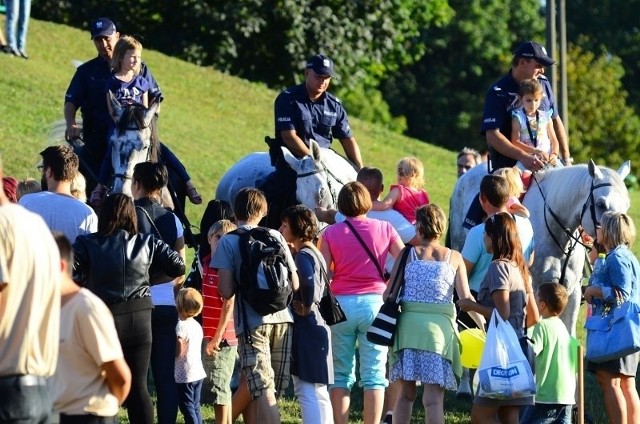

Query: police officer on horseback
63;17;201;206
261;54;363;227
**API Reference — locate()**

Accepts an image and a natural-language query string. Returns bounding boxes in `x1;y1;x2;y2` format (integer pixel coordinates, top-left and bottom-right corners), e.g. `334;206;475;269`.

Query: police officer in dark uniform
63;18;199;206
461;41;571;231
261;54;363;227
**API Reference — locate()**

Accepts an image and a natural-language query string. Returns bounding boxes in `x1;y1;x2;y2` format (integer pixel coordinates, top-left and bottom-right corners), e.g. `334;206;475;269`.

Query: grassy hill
0;17;456;231
2;16;638;424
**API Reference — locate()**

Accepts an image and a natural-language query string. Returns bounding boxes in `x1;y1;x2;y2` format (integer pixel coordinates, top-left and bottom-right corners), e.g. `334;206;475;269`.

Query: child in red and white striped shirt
201;219;237;424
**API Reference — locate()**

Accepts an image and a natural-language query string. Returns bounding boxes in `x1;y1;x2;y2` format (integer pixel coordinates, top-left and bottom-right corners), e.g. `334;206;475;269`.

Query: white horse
216;140;357;222
450;160;631;334
108;94;160;198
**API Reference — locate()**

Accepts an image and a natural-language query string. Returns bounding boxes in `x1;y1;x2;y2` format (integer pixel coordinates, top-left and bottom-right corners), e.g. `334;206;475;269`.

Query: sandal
187;185;203;205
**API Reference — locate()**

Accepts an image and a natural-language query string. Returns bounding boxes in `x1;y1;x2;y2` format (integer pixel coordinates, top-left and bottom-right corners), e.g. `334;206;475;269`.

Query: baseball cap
306;54;334;76
90;18;117;40
513;41;556;67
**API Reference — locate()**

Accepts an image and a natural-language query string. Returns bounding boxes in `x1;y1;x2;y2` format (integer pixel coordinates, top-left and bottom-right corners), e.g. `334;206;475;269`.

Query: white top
175;317;207;383
19;191;98;242
150;214;184;306
0;204;61;377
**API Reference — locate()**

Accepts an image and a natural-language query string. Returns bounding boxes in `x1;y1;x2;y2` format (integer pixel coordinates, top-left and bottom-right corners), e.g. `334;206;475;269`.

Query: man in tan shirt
0;154;61;423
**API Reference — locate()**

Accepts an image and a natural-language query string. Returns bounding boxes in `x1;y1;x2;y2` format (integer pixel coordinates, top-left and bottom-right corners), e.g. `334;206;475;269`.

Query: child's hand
205;338;221;356
456;298;477;312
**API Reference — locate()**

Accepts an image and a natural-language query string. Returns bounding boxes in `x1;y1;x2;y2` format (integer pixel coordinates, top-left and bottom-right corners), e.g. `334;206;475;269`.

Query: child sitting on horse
511;78;560;190
91;36;202;207
371;156;429;224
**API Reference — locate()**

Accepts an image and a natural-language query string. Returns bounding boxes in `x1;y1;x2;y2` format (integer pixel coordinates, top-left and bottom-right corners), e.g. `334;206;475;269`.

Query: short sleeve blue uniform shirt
274;83;352;149
480;72;557;171
65;57;162;134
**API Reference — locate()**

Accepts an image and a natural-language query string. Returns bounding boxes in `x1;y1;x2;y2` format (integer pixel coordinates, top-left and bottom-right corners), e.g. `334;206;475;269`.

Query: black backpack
233;227;293;316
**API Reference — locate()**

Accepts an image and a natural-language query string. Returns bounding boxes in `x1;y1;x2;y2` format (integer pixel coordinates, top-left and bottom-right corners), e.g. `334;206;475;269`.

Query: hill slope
0;17;458;229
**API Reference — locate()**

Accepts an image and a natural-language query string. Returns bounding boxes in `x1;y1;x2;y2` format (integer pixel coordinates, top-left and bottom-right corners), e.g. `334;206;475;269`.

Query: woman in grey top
458;212;539;424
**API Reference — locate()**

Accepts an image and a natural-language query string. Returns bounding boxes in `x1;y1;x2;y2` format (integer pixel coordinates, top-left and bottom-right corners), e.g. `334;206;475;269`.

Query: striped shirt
201;254;237;346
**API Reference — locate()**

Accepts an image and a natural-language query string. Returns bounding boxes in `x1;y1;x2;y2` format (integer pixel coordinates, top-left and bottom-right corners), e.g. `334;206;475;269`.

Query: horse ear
281;146;300;170
109;91;123;119
588;159;604;180
617;161;631;180
143;101;160;128
310;139;321;161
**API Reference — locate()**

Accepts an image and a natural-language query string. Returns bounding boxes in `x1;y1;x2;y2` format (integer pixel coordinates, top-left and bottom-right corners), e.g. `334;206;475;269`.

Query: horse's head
109;95;160;197
281;140;333;211
580;159;631;236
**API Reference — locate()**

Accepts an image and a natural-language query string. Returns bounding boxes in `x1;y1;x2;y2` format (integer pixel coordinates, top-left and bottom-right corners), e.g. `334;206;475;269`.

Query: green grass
2;16;638;424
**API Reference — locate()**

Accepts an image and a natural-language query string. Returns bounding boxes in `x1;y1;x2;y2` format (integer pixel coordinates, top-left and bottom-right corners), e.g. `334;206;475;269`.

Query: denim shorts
206;345;238;405
330;294;388;391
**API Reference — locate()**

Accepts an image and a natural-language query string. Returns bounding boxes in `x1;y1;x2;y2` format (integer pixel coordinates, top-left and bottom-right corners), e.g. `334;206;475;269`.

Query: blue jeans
151;305;179;424
0;378;50;424
5;0;31;53
331;294;388;390
520;404;572;424
177;379;203;424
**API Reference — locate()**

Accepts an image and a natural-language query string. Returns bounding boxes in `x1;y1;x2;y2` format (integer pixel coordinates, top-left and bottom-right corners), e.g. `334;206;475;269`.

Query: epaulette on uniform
326;91;341;104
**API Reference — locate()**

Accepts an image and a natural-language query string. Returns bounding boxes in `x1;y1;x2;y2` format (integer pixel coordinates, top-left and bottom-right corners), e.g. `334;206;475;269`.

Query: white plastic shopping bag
475;310;536;399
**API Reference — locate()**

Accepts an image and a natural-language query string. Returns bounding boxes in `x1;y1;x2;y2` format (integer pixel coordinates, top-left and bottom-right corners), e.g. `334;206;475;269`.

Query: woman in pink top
319;181;404;424
371;157;430;224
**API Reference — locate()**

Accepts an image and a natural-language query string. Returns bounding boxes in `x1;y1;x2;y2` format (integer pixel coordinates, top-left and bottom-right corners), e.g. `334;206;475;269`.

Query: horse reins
296;162;348;207
531;172;611;286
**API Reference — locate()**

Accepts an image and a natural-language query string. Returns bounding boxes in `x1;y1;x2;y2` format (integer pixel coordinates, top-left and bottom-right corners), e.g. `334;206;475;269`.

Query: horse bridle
111;140;153;183
532;173;612;285
297;162;347;206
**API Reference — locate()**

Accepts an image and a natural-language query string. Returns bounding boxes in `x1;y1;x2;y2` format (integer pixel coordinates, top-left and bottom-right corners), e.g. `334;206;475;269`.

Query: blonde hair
175;288;204;318
207;219;237;239
494;167;524;197
600;212;636;250
70;172;87;203
397;157;424;189
16;178;41;200
111;35;143;74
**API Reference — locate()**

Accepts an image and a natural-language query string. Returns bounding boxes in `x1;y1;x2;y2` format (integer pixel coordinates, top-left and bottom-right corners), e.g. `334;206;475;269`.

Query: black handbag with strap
366;247;411;346
301;247;347;326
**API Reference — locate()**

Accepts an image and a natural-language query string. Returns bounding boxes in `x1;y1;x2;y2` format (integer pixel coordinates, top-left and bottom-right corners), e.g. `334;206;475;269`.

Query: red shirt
201;254;237;346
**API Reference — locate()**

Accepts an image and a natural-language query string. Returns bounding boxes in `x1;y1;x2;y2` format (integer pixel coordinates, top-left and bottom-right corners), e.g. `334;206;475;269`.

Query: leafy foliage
565;0;640;110
380;0;545;152
565;43;640;167
31;0;453;91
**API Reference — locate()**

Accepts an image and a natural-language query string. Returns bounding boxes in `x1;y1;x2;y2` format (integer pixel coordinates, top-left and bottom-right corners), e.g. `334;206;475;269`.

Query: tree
565;43;640;166
565;0;640;111
33;0;453;91
381;0;545;151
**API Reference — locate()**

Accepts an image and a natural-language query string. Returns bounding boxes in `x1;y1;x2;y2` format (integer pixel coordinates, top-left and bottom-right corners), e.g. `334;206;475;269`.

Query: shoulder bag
585;289;640;363
302;247;347;326
366;247;411;346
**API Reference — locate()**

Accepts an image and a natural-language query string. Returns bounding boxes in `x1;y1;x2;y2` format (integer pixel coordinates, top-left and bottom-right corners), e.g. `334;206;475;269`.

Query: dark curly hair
281;205;318;242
